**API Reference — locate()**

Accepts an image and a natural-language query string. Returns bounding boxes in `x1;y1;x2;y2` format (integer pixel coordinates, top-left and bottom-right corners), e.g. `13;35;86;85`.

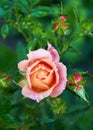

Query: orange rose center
30;60;56;93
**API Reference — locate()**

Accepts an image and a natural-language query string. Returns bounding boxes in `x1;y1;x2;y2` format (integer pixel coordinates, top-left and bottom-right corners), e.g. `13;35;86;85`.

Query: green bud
1;24;9;39
50;98;66;115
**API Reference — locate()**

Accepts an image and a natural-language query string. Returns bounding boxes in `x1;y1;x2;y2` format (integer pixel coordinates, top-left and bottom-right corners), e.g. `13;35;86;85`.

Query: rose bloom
18;43;67;102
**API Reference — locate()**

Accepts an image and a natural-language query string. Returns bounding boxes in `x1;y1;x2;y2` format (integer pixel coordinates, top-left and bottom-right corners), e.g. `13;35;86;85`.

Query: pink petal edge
26;60;41;88
18;60;29;72
22;85;54;103
27;49;52;62
50;62;67;97
47;42;60;62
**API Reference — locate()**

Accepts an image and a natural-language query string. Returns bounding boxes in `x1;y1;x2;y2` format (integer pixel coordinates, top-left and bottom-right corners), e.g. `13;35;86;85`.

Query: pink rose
18;43;67;102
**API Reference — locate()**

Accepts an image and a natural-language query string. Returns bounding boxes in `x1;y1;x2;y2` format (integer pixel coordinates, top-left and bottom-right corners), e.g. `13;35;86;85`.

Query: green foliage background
0;0;93;130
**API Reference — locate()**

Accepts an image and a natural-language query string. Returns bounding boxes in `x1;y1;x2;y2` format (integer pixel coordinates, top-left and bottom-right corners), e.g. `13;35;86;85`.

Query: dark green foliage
0;0;13;17
50;98;66;114
1;24;9;39
0;0;93;130
16;41;27;61
0;44;17;72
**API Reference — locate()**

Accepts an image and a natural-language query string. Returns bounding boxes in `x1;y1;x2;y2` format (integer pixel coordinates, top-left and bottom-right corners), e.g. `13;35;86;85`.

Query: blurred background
0;0;93;130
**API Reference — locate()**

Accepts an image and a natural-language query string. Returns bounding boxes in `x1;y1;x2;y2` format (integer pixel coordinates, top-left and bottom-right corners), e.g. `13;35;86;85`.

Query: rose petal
42;70;54;86
50;62;67;97
30;72;49;92
26;59;51;88
27;49;52;63
47;43;60;62
22;85;54;102
26;72;32;88
18;60;29;72
41;59;59;88
26;60;40;87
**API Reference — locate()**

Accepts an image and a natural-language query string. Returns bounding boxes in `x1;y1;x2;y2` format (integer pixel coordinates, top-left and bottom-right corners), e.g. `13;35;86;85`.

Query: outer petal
27;49;52;63
18;60;29;72
26;60;40;87
47;43;60;62
22;85;54;103
50;62;67;97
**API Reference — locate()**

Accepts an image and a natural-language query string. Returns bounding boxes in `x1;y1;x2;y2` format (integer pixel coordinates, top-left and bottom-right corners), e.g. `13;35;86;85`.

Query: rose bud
73;73;83;84
75;85;83;91
53;23;59;31
18;43;67;102
67;81;74;86
59;16;67;22
61;24;68;29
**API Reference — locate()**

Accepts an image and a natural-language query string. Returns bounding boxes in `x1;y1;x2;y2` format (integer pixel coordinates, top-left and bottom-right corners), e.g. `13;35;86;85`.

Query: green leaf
73;7;80;23
68;46;80;53
74;87;89;103
0;8;6;17
14;0;29;13
31;5;60;17
0;44;17;72
27;38;37;51
61;43;69;54
1;24;9;39
28;0;40;6
0;114;18;128
16;41;27;61
40;118;54;124
31;6;48;17
61;43;80;55
0;93;11;115
0;1;13;17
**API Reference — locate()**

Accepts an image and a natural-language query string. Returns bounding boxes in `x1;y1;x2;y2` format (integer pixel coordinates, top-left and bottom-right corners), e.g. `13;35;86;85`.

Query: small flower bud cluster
53;15;68;31
68;73;83;91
